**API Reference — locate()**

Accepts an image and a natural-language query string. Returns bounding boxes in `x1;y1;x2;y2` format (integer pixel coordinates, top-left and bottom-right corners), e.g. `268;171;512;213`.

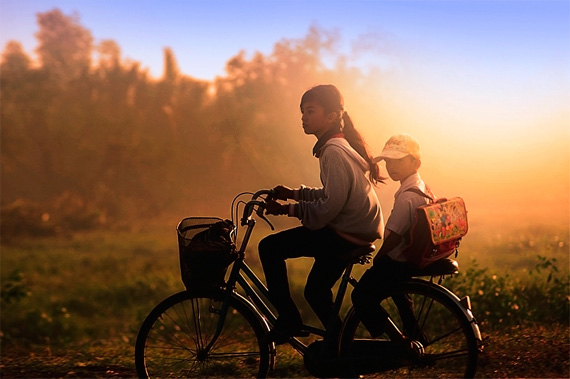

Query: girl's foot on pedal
266;325;309;344
267;317;309;344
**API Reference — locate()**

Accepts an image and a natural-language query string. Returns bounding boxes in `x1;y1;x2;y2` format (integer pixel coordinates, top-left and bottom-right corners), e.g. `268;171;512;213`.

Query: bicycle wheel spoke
190;298;205;350
209;351;262;359
427;324;465;346
427;347;473;361
135;292;270;378
341;280;479;378
416;293;435;332
161;305;205;350
147;321;195;353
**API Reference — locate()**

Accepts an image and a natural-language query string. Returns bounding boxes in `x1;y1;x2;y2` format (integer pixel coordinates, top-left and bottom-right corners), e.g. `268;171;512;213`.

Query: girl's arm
296;149;351;229
273;184;324;201
295;185;325;201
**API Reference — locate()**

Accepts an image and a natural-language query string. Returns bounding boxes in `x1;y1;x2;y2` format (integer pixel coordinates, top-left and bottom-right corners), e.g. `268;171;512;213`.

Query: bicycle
135;189;483;378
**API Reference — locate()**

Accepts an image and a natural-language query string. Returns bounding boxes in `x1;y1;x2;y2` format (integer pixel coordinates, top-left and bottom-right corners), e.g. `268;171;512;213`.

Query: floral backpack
403;188;469;269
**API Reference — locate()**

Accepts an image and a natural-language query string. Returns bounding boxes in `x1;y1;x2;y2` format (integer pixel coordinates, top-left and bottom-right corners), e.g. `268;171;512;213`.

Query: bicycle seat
339;244;376;264
410;258;459;277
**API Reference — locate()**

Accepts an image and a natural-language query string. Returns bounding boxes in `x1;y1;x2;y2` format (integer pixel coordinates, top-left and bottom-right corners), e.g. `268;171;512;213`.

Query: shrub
1;194;105;242
448;256;569;328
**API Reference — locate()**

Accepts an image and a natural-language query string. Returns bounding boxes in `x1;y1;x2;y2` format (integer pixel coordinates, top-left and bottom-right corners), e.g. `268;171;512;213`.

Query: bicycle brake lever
257;208;275;230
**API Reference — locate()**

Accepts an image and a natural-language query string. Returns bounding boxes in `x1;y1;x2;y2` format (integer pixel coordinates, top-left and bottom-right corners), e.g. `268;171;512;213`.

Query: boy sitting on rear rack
351;133;433;352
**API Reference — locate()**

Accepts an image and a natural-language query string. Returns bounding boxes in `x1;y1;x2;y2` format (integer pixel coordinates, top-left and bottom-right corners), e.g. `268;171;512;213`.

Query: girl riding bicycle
260;84;385;344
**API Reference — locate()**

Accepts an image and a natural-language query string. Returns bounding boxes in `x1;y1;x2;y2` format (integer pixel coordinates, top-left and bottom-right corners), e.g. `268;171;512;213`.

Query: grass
1;223;569;377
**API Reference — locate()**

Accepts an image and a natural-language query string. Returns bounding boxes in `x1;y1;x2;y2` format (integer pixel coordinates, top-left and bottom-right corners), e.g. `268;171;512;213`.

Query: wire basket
177;217;237;295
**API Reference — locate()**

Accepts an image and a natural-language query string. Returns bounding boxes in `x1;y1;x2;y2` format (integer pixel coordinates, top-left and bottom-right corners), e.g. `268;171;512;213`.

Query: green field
1;223;568;377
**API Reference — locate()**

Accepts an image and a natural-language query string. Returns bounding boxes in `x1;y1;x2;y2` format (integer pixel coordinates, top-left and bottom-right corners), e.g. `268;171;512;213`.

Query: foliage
1;9;378;236
447;255;569;328
0;230;180;346
1;196;106;242
1;228;568;348
1;269;31;304
1;229;568;377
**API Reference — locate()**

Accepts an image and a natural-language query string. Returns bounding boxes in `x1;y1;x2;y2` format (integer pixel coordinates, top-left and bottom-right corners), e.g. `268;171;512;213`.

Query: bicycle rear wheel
341;280;479;378
135;291;271;378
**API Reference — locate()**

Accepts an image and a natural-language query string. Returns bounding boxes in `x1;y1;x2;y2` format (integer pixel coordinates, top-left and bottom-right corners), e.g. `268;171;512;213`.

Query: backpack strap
405;187;435;203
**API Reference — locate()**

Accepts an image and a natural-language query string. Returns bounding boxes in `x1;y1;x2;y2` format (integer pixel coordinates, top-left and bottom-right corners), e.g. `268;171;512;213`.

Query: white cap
373;133;421;162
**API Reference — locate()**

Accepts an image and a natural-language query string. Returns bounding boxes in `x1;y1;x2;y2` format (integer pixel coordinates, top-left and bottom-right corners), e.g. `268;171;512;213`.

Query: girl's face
385;155;421;183
300;101;336;138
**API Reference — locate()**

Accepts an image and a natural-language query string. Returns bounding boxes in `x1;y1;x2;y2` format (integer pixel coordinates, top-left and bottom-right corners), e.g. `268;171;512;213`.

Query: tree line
1;8;385;235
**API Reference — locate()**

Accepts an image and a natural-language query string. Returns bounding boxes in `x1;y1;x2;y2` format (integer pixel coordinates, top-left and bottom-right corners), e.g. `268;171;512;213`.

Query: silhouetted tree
1;41;31;74
35;9;93;83
1;9;385;232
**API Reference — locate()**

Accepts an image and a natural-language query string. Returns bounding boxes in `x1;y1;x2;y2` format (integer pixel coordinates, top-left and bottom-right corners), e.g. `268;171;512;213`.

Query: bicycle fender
229;292;277;369
230;291;272;333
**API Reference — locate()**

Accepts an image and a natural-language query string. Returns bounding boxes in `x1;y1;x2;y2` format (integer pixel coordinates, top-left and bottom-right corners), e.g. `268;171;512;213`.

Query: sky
1;0;569;229
1;0;568;81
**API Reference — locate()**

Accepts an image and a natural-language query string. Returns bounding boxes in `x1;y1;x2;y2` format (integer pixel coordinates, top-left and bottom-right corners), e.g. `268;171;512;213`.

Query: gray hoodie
293;138;384;244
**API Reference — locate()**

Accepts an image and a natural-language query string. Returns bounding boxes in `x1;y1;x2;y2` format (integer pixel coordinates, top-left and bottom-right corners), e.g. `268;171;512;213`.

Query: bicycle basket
177;217;237;295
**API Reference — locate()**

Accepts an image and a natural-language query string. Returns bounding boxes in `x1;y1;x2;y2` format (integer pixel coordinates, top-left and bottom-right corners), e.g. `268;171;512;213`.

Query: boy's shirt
385;172;431;262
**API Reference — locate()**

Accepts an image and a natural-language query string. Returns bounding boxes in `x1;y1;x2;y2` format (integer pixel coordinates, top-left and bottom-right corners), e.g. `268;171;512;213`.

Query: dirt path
1;324;568;378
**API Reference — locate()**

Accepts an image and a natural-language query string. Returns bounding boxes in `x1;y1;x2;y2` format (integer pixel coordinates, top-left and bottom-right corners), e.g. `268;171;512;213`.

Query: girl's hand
272;185;294;200
265;199;288;216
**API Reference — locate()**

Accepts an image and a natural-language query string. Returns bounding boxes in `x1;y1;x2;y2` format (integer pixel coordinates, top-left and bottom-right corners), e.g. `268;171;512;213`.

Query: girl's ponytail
342;112;385;184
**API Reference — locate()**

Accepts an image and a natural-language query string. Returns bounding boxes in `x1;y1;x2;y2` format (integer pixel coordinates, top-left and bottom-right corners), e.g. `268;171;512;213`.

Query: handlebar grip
240;189;278;226
240;199;266;226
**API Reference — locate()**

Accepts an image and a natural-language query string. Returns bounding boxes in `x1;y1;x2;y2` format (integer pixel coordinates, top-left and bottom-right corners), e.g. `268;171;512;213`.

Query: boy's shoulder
394;186;432;210
400;187;432;200
395;173;433;202
396;187;423;200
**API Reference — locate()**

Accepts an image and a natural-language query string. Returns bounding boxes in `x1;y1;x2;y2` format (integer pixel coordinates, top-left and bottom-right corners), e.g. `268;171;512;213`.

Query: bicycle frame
222;214;333;356
213;191;361;357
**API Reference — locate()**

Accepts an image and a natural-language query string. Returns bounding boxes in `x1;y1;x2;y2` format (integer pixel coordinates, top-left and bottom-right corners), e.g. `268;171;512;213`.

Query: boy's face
301;101;336;138
385;155;420;183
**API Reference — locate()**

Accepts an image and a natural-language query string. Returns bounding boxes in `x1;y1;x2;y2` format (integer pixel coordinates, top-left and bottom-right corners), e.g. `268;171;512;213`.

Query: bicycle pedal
267;327;309;345
395;339;424;361
410;340;425;358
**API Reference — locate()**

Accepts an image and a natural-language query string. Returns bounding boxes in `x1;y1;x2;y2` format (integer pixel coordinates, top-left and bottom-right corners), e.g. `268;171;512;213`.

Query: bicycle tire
340;279;479;378
135;291;271;378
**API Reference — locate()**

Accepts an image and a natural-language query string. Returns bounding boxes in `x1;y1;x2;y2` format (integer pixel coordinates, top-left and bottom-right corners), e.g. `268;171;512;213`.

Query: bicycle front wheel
135;291;271;378
341;280;479;378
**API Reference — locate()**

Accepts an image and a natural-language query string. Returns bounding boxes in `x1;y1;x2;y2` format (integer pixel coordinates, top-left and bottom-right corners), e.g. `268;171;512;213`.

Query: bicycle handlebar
252;188;276;201
240;189;276;229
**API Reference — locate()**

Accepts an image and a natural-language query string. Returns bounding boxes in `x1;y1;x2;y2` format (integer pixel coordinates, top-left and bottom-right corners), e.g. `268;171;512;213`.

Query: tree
162;47;180;83
35;8;93;82
2;8;387;229
1;41;31;75
97;39;121;72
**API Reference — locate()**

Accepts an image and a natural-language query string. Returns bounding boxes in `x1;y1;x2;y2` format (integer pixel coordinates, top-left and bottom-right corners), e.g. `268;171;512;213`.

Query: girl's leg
303;228;360;328
258;227;307;326
304;256;348;328
259;226;357;334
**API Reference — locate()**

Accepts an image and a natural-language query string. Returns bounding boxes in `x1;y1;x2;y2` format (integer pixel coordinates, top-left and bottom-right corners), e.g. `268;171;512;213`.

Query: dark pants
259;226;358;329
351;255;418;338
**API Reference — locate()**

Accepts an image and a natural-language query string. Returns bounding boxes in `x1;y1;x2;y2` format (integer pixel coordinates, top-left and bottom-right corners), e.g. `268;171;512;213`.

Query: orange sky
326;69;569;233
